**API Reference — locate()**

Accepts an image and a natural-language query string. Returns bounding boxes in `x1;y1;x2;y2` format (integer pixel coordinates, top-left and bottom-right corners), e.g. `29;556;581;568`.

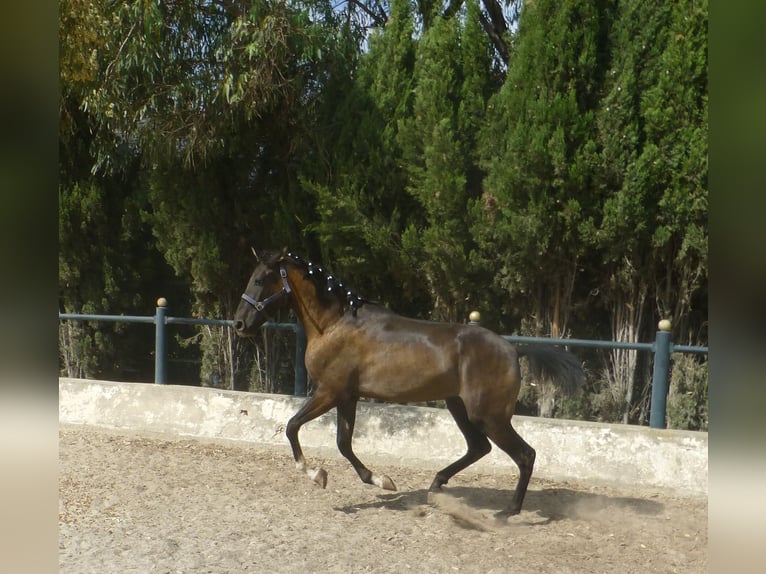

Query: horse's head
233;248;292;337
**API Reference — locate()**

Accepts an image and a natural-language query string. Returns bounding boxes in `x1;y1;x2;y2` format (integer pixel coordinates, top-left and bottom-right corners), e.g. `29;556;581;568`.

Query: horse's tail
516;345;585;396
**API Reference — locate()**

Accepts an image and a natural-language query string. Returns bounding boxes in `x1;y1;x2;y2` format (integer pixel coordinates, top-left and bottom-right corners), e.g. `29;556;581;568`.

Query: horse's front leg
337;398;396;491
285;390;337;488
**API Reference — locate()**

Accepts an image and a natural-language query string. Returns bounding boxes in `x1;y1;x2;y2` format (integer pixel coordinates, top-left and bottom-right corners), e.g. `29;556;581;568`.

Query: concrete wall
59;378;707;496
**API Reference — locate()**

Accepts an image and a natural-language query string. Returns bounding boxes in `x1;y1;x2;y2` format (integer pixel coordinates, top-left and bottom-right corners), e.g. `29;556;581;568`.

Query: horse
233;248;585;516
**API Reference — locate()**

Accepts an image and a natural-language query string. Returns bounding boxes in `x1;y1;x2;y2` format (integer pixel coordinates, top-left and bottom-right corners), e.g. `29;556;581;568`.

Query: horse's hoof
311;468;328;489
373;474;397;491
381;475;397;491
428;478;446;492
494;507;520;519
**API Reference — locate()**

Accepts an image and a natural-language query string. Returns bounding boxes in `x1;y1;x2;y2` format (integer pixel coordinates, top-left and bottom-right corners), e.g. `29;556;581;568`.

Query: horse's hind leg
429;396;492;491
285;390;337;488
336;399;396;491
483;420;536;516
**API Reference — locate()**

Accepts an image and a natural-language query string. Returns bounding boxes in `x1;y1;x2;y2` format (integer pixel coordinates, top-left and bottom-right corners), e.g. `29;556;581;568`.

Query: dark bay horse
233;249;585;516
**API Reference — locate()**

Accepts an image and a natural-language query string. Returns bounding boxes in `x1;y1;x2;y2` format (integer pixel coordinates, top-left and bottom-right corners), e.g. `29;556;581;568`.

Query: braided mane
281;251;367;316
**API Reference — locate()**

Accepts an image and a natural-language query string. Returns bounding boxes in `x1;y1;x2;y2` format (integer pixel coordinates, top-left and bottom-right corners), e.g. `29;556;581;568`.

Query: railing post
649;319;673;429
155;297;168;385
294;321;308;396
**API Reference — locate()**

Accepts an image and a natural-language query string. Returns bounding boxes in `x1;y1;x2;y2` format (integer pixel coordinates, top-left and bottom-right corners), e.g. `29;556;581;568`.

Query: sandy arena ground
59;426;707;573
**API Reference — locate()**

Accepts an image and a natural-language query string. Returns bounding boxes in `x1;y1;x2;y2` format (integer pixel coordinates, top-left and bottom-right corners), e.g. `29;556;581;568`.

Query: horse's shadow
333;485;664;524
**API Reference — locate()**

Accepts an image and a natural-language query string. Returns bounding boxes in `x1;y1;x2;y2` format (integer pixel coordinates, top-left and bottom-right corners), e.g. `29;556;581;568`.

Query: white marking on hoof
373;474;397;491
310;467;328;489
295;457;327;488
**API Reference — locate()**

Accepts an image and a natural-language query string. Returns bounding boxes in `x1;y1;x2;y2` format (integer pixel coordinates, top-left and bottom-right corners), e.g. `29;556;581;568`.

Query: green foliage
58;156;177;380
594;0;707;319
666;355;708;431
397;7;495;320
59;0;708;428
306;1;503;320
587;0;707;420
245;328;298;394
645;0;708;342
304;0;426;314
474;0;608;335
61;0;355;386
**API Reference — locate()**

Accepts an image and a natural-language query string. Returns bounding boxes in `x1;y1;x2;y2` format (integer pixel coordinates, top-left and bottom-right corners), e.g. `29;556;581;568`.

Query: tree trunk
606;274;647;424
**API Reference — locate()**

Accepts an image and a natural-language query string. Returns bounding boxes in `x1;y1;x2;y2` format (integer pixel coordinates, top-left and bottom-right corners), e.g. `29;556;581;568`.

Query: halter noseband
240;264;292;312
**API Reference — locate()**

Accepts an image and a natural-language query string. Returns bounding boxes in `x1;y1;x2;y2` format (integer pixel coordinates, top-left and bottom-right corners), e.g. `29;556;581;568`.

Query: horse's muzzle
233;317;261;337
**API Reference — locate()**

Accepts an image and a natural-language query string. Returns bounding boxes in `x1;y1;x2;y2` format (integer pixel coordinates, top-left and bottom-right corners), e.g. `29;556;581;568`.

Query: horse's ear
250;247;260;262
279;246;289;260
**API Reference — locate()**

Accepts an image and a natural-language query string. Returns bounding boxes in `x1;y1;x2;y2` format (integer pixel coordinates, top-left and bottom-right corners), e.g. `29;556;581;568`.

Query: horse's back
349;311;465;401
312;308;522;409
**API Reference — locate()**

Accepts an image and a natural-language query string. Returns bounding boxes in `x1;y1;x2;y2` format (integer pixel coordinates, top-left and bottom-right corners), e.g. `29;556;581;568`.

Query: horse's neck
289;274;341;337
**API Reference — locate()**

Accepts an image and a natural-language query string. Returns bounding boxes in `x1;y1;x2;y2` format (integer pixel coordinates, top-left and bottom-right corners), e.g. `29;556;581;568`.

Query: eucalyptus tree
60;0;357;387
60;0;180;380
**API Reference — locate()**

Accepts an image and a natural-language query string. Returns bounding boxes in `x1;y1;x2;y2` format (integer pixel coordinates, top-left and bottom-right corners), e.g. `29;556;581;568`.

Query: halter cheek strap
241;264;292;312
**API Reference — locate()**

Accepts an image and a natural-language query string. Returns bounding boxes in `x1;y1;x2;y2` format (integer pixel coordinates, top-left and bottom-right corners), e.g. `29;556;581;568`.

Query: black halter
240;263;292;312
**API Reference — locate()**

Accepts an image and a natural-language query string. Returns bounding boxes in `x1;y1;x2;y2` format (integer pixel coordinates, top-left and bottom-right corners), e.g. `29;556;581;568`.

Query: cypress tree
475;0;608;337
398;2;496;321
592;0;707;423
306;0;425;314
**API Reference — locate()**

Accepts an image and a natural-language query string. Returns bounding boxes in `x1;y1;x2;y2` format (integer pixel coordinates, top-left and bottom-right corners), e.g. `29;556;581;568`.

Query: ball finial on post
468;310;481;325
157;297;168;308
658;319;671;332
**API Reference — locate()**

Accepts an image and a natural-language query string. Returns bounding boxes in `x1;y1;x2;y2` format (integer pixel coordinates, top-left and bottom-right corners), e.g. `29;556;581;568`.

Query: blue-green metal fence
59;303;707;429
59;300;307;395
500;328;707;428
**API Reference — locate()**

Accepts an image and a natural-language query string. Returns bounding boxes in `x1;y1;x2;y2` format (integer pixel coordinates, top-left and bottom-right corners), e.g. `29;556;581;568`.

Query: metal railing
500;328;707;429
59;298;307;395
59;302;707;429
